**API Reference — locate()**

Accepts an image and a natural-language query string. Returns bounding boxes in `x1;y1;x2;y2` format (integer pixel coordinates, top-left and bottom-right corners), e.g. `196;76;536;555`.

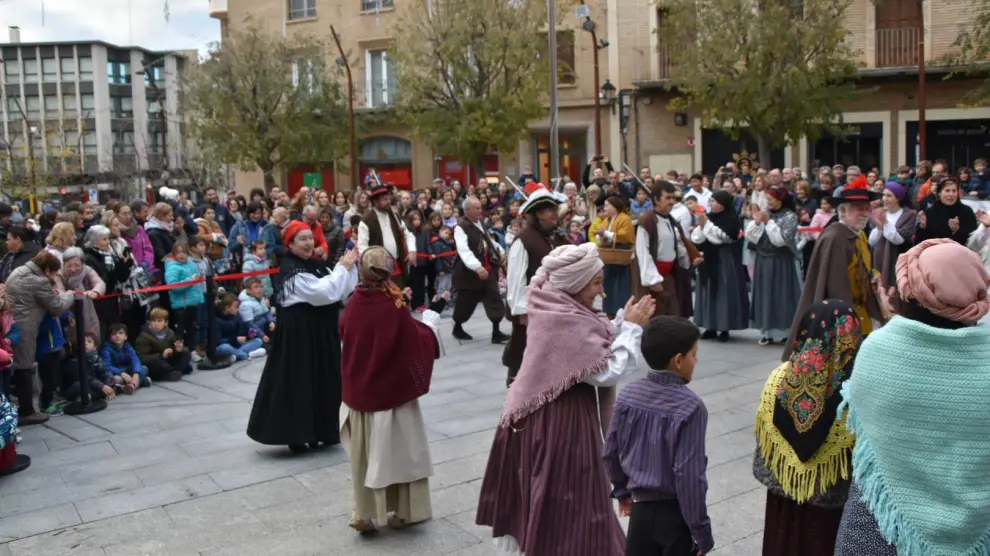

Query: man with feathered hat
357;183;417;289
502;185;571;386
783;175;885;360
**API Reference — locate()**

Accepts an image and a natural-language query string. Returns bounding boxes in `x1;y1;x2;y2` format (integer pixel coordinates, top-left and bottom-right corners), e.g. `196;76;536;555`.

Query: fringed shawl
499;279;614;428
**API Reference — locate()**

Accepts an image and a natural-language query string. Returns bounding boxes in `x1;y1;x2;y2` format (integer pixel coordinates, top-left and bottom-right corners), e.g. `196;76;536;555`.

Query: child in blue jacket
215;293;266;361
36;312;71;415
164;242;205;354
102;323;149;392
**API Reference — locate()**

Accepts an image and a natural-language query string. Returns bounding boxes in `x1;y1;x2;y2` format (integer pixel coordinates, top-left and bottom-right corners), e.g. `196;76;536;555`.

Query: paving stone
0;466;64;498
707;487;766;547
430;452;490;491
207;447;347;491
713;531;763;555
0;504;81;544
708;429;761;468
176;429;257;457
707;405;757;439
74;474;223;523
6;502;170;555
707;455;762;505
430;414;498;438
40;415;115;443
370;515;481;555
108;421;229;456
27;441;118;470
133;444;264;486
59;446;176;482
429;430;495;465
0;470;143;519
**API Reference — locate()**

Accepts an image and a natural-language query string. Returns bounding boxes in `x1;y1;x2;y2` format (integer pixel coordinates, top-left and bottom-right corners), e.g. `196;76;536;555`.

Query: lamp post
582;17;610;168
135;65;168;171
330;25;358;191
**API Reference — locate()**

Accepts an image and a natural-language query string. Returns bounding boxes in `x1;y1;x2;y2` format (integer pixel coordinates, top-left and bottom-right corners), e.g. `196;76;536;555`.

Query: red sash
392;259;403;277
655;260;675;276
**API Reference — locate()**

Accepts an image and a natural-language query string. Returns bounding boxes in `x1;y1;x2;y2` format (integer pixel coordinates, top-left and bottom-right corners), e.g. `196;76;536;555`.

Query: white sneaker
226;355;238;364
248;348;267;359
191;352;203;363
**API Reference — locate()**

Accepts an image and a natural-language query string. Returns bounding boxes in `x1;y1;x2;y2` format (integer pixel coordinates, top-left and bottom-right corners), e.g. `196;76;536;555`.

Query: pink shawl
499;278;615;429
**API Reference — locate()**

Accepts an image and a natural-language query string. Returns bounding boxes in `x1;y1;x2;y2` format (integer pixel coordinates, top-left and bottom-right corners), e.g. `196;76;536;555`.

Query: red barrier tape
75;268;279;300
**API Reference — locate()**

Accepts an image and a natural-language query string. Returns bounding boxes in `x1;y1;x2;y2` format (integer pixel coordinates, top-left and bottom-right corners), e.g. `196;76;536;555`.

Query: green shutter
303;173;323;189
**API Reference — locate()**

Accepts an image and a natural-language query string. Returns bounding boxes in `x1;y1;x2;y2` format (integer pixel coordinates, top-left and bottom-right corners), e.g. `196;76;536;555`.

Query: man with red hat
357;183;417;289
783;175;885;360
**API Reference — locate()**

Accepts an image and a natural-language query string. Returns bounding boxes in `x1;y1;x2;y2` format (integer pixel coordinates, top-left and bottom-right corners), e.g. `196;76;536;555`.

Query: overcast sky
0;0;220;53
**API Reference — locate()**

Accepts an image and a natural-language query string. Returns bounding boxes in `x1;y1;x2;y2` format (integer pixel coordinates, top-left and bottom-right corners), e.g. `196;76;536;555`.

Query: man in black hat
783;178;884;360
502;188;570;386
451;197;507;343
357;183;417;289
0;202;12;258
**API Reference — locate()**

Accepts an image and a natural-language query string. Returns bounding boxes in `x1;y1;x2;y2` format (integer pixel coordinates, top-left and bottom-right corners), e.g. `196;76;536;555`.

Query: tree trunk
757;135;773;173
262;167;277;193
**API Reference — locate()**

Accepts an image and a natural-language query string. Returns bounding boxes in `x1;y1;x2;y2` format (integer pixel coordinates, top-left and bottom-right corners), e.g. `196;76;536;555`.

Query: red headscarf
283;220;310;245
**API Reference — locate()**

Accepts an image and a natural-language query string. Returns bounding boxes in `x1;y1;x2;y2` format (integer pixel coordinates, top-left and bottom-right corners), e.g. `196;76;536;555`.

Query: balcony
875;27;920;68
658;45;675;80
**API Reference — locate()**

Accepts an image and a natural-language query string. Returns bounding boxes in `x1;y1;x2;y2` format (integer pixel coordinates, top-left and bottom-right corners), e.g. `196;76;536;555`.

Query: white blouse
280;264;358;307
868;208;906;247
583;310;644;387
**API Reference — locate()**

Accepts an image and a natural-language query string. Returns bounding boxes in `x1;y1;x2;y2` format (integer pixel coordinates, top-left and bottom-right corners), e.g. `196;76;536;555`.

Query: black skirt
246;301;343;446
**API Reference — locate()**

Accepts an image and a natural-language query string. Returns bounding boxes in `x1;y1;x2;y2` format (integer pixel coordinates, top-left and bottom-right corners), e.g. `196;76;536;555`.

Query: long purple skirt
475;383;625;555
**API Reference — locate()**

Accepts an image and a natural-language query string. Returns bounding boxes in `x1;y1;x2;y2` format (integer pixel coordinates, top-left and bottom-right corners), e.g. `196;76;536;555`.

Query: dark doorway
905;119;990;170
533;132;587;185
701;128;785;175
809;122;883;173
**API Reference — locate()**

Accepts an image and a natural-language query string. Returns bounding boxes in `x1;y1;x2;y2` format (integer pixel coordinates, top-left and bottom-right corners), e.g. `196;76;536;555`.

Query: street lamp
135;64;168;172
600;80;616;113
331;25;358;190
582;16;609;167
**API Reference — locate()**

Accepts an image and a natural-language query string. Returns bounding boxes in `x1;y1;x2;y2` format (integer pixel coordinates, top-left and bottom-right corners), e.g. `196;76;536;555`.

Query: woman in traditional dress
869;181;916;289
475;243;655;556
246;221;358;453
746;186;802;346
754;299;862;556
339;246;441;534
592;196;635;318
692;190;750;342
835;238;990;556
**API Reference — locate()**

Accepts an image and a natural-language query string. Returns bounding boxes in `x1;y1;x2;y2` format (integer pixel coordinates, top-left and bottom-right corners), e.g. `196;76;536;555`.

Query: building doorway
905;119;990;170
700;128;784;175
810;122;883;173
533;131;587;186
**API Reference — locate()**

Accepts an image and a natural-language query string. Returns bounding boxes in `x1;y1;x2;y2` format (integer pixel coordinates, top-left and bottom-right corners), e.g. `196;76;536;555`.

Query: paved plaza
0;313;780;556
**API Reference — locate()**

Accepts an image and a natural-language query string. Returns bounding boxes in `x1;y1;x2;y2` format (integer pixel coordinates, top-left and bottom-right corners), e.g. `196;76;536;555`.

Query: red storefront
286;163;335;196
437;151;500;186
359;137;413;190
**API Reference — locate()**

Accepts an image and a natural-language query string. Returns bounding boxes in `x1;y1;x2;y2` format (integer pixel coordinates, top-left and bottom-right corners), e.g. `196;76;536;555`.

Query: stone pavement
0;313;780;556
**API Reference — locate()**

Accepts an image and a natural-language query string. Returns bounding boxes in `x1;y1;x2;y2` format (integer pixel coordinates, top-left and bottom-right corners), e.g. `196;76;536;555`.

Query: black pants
452;281;504;325
174;306;199;349
14;351;60;416
63;381;109;401
146;351;193;380
408;265;429;308
626;500;696;556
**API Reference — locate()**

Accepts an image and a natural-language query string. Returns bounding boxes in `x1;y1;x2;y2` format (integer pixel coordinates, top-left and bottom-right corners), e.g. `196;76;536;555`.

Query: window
78;57;93;80
44;95;58;113
148;131;164;153
365;50;396;108
111;96;134;118
82;131;97;155
60;57;76;80
556;30;576;85
121;131;135;154
81;94;95;112
288;0;316;20
64;132;79;151
291;58;316;90
361;0;393;10
42;58;57;82
5;97;20;121
62;94;78;115
107;61;118;84
119;62;131;84
3;60;20;84
22;59;38;83
25;96;41;119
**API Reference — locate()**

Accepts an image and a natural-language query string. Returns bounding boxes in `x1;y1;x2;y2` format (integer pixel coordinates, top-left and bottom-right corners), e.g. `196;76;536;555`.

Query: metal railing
875;26;920;68
658;45;676;80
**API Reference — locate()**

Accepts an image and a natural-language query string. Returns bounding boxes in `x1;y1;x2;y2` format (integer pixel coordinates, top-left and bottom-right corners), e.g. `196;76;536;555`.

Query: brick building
215;0;989;194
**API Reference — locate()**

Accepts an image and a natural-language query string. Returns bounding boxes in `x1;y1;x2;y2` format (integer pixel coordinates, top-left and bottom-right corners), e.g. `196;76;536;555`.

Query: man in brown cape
782;181;885;360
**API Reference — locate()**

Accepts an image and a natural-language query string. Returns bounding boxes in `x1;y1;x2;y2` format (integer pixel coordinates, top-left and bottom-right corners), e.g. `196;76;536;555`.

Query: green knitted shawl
840;316;990;556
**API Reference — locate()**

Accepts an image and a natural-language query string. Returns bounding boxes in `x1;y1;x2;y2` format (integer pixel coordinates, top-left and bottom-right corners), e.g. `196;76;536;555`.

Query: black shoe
0;454;30;477
165;371;184;382
288;444;309;454
717;331;730;343
452;324;473;341
491;330;509;344
700;330;718;340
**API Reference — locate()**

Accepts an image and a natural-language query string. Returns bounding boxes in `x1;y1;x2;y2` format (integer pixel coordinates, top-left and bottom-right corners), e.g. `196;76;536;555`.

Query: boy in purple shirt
604;316;713;556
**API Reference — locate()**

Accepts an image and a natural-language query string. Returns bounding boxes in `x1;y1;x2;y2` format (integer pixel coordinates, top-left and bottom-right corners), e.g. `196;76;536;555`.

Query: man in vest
502;186;569;386
357;183;417;289
452;197;507;343
634;181;703;317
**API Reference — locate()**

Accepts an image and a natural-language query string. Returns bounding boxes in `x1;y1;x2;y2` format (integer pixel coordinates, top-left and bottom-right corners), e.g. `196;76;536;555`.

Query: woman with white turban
476;243;655;555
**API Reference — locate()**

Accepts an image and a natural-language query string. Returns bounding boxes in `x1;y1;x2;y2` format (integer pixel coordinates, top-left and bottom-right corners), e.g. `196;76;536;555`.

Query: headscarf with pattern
359;246;406;308
777;299;862;460
754;299;862;503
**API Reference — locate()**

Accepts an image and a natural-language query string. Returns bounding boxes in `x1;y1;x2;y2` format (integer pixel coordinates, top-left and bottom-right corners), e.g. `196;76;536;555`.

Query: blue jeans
216;338;264;361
